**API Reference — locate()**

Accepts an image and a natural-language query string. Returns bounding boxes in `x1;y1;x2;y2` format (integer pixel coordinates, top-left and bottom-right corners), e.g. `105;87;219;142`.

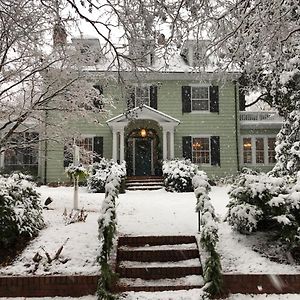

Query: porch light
140;128;147;137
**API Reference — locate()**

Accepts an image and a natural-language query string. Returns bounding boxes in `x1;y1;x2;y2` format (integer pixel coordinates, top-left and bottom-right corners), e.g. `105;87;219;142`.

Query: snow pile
192;172;221;296
0;173;44;248
87;158;126;193
163;159;199;192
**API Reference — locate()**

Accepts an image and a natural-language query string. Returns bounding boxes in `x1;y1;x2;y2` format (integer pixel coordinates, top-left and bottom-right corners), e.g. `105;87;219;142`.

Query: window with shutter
93;136;103;162
210;136;220;166
209;86;219;113
150;85;157;109
182;86;191;113
182;136;192;160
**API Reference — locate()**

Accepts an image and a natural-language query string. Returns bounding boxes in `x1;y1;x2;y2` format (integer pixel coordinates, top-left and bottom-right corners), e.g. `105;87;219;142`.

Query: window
93;85;104;109
192;137;210;164
268;137;276;164
64;136;103;167
4;132;39;170
191;86;209;111
77;137;93;165
256;138;264;164
135;86;150;107
242;136;276;165
243;138;252;164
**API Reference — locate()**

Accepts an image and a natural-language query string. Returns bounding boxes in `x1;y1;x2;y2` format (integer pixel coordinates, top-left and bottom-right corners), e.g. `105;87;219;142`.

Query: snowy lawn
1;185;300;276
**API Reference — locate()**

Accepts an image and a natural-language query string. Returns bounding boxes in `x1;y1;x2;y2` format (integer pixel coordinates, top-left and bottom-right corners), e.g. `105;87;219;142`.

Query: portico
106;105;180;175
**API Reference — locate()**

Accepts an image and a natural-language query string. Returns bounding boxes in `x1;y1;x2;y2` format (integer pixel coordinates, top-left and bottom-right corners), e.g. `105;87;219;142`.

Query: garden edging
1;273;300;297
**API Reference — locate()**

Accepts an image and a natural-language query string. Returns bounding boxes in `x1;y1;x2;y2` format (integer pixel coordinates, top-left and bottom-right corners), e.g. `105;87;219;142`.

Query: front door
134;138;152;176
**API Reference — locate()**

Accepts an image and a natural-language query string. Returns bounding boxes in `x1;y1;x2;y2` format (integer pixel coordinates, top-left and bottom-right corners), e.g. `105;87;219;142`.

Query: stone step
126;185;164;191
116;266;202;280
115;275;204;292
118;235;196;247
117;248;199;262
126;181;164;186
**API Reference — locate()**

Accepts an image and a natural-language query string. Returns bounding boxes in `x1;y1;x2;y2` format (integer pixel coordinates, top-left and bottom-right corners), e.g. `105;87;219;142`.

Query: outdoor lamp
140;128;147;137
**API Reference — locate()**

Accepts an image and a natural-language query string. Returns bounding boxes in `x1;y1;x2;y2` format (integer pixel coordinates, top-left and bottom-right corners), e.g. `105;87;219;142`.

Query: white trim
241;135;277;166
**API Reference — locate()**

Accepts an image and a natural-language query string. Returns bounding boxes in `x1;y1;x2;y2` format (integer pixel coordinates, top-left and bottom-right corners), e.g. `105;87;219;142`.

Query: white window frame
241;135;277;166
134;85;150;107
190;85;210;112
192;135;211;165
76;135;95;165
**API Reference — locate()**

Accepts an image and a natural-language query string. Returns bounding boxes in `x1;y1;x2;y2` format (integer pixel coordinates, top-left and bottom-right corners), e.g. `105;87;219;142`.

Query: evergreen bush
0;173;44;248
163;158;199;192
87;158;126;193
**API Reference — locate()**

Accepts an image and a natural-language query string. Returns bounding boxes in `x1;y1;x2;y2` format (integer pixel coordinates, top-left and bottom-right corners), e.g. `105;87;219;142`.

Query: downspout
44;110;48;185
234;81;240;172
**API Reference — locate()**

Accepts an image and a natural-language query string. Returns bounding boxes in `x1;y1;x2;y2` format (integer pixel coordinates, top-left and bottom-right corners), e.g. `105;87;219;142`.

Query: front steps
115;235;204;292
126;176;164;191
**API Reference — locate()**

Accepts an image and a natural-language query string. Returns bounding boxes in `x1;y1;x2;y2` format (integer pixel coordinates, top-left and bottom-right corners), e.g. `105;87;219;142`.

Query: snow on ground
0;186;104;276
1;185;300;276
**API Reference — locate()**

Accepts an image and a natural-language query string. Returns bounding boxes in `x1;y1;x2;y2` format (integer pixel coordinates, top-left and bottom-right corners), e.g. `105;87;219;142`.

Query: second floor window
191;86;209;111
135;86;150;107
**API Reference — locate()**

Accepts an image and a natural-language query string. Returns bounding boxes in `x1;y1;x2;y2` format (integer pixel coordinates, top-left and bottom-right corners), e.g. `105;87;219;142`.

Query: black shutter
239;87;246;111
182;136;192;160
64;146;73;168
182;86;191;113
209;86;219;113
149;85;157;109
210;136;220;166
93;136;103;163
126;86;135;110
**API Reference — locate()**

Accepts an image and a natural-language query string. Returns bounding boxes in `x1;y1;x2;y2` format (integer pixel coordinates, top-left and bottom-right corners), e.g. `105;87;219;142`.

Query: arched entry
126;128;161;176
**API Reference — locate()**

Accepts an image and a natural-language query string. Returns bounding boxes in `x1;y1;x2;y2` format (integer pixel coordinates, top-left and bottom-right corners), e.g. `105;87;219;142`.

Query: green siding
44;77;280;182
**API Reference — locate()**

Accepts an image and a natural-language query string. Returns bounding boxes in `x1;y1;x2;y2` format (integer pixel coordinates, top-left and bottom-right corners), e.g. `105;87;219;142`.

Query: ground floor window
242;136;276;165
3;132;39;174
64;136;103;167
192;137;210;164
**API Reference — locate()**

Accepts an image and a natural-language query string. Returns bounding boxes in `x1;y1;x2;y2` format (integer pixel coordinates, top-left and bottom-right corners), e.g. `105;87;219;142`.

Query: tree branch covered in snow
97;165;123;300
192;172;222;296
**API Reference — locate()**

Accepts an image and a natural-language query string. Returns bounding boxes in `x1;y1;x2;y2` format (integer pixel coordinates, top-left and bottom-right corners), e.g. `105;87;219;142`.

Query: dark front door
135;138;152;176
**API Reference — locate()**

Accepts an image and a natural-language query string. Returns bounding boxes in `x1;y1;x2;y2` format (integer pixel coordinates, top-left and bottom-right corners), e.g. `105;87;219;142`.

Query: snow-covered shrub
163;158;199;192
0;173;44;248
97;165;124;299
65;164;88;180
87;158;126;193
192;172;222;296
226;171;288;234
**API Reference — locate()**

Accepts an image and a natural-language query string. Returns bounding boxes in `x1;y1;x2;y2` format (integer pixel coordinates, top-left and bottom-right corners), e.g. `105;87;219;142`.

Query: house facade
0;39;283;182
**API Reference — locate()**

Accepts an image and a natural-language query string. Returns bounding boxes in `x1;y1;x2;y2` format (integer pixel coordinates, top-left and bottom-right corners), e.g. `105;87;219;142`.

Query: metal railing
240;111;283;122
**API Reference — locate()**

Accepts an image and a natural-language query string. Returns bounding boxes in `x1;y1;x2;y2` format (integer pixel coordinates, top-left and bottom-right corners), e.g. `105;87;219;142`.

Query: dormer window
180;40;209;67
129;39;155;66
72;38;102;64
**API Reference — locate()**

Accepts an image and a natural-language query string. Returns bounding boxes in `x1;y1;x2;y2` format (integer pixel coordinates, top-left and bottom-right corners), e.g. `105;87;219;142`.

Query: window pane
192;137;210;164
135;86;150;107
192;100;209;111
243;138;252;164
268;137;276;164
192;87;208;99
256;138;264;164
77;138;93;164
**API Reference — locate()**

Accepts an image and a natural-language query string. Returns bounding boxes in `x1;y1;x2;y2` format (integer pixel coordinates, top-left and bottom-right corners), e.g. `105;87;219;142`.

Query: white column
120;129;125;162
0;149;4;168
112;130;118;161
169;129;175;159
163;129;168;160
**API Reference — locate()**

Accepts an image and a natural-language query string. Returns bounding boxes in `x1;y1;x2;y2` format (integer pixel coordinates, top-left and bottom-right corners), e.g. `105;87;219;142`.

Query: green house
0;39;283;183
